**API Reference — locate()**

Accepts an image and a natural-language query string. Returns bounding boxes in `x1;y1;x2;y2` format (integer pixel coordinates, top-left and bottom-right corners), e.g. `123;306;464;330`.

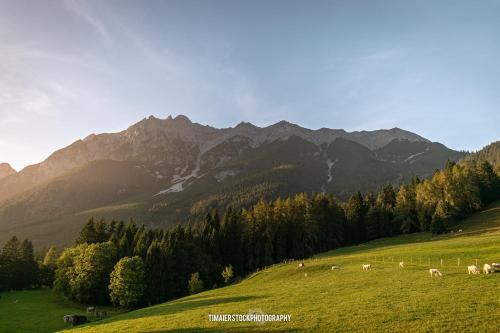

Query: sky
1;0;499;171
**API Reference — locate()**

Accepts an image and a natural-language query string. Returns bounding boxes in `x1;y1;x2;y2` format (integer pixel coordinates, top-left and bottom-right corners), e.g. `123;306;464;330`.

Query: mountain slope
63;201;500;333
463;141;500;173
0;163;16;180
0;116;467;247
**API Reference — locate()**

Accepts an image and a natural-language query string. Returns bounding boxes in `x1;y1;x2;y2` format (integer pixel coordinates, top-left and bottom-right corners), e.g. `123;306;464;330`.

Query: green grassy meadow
0;289;118;333
62;202;500;333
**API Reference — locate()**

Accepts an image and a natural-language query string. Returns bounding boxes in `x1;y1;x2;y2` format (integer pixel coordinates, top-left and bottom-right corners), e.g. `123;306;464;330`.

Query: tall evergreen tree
19;239;39;289
76;218;98;244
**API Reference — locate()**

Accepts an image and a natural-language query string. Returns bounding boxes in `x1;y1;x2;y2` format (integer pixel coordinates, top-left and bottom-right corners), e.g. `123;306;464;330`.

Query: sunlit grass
65;202;500;333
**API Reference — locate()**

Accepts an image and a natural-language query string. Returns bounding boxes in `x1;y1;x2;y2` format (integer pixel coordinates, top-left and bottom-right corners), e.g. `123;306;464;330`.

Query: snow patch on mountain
155;154;203;195
326;158;338;183
404;147;430;164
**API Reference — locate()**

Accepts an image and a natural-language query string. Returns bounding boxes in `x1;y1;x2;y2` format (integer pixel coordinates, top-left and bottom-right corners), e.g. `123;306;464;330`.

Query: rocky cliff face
0;115;467;247
0;115;431;204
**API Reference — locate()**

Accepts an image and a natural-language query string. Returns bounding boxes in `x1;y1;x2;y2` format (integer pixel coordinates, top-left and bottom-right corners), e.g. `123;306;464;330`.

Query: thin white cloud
63;0;112;42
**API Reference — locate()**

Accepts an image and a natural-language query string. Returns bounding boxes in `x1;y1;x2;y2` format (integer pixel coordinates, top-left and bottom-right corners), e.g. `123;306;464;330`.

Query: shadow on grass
89;295;266;325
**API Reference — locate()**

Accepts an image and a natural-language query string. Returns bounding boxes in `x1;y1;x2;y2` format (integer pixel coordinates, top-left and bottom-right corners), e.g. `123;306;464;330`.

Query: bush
221;265;234;284
188;272;204;294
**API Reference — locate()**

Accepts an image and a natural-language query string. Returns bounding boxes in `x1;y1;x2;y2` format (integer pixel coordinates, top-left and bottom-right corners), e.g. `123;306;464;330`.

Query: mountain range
0;115;466;247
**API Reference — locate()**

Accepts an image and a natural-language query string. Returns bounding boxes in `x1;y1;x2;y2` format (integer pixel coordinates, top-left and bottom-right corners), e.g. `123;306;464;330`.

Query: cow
63;315;74;323
468;265;480;275
63;315;88;326
362;264;371;271
96;311;107;319
72;315;88;327
86;307;96;315
399;262;404;268
331;265;340;270
429;268;442;277
458;229;463;233
483;264;492;274
298;262;305;268
492;263;500;272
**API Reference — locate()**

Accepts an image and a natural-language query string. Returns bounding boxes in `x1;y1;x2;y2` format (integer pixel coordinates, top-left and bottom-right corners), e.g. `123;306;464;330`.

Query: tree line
1;158;498;309
0;237;57;292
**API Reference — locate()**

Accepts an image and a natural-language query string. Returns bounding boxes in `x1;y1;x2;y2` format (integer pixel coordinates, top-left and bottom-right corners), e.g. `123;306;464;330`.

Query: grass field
63;201;500;333
0;290;118;333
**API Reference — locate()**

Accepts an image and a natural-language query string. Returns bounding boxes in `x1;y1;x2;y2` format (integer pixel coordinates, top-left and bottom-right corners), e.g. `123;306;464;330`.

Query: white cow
298;262;305;268
468;265;480;275
331;265;340;270
429;268;442;277
362;264;371;271
483;264;492;274
399;261;404;268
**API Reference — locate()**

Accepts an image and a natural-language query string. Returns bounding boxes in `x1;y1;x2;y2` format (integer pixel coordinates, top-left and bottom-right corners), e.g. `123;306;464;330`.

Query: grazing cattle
63;315;88;326
492;263;500;272
331;265;340;270
483;264;492;274
63;315;74;323
86;307;96;314
96;311;107;319
362;264;371;271
458;229;463;233
72;315;88;327
399;262;404;268
429;268;442;277
298;262;305;268
468;265;480;275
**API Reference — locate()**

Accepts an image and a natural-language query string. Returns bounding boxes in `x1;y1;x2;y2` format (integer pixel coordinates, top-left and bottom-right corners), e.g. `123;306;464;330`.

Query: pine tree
19;239;39;289
144;241;170;304
95;218;109;243
187;272;204;294
220;208;245;276
431;200;453;234
2;236;21;290
344;192;366;244
39;246;58;287
76;218;98;244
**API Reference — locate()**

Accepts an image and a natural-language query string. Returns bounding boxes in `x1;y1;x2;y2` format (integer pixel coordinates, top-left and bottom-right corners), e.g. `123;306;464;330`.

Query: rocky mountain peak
0;163;16;180
174;114;191;122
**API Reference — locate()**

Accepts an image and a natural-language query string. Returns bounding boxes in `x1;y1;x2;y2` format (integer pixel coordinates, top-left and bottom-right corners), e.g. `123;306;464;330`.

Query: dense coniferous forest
0;157;498;309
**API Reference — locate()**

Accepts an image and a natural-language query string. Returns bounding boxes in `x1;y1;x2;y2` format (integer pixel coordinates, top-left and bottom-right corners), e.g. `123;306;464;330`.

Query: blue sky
1;0;499;170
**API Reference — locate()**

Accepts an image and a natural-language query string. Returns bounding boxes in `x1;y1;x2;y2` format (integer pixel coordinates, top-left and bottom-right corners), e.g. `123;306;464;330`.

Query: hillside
0;116;466;248
64;201;500;333
464;141;500;173
0;290;119;333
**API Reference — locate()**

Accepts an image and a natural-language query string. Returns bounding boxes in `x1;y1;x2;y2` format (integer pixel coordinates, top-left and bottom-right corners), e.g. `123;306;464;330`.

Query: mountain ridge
0;115;430;204
0;115;467;247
